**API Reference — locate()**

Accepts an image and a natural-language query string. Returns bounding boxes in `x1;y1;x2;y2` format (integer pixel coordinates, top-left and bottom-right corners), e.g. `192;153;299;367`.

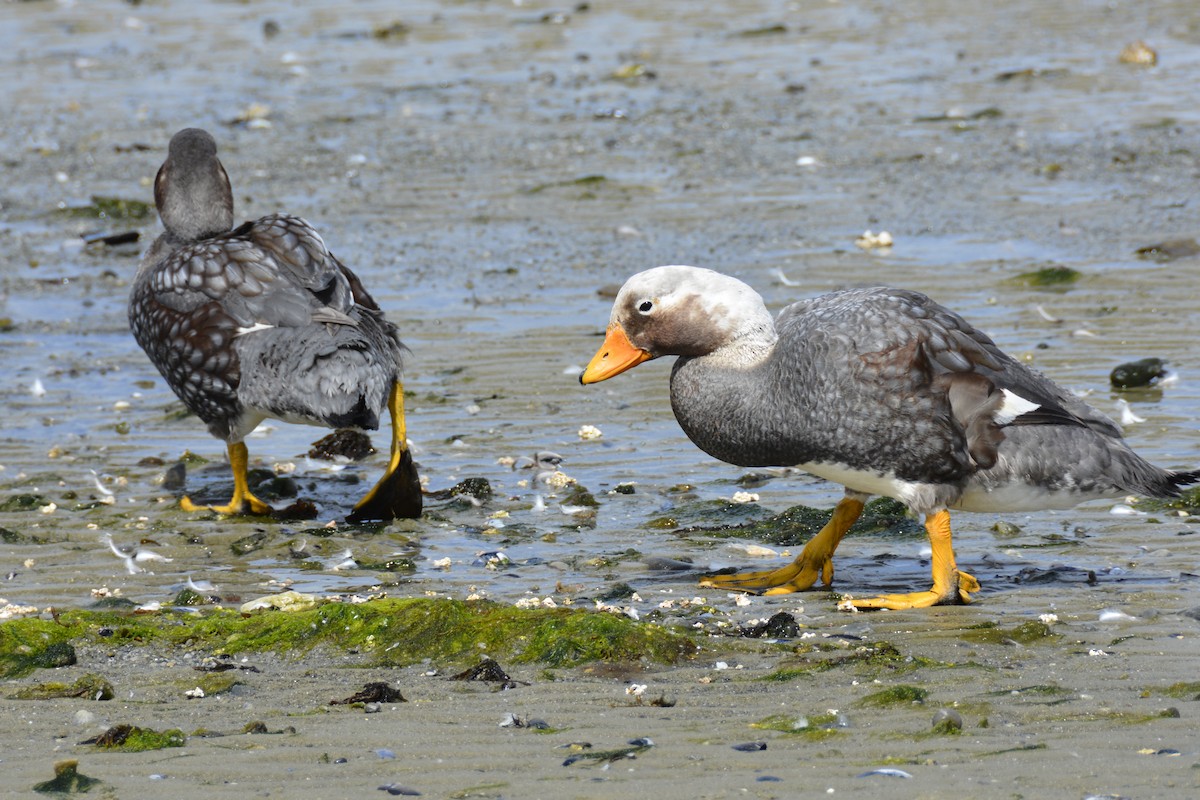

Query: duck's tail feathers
1167;469;1200;494
1116;453;1200;499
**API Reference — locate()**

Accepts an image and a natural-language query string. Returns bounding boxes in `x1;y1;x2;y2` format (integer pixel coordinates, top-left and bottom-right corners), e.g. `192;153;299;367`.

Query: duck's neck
669;330;793;468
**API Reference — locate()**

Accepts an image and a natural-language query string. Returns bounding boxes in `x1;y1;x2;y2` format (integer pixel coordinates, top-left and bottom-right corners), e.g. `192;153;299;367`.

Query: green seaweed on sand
1146;681;1200;700
677;498;918;546
750;711;844;741
85;723;185;752
0;599;696;677
1008;265;1081;288
191;672;241;696
9;673;114;701
960;620;1060;645
1136;484;1200;514
0;493;49;512
763;640;956;681
856;684;929;707
58;195;153;221
0;618;77;678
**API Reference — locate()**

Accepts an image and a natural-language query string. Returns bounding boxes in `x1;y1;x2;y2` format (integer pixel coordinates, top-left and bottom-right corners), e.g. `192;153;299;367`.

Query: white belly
797;461;1114;514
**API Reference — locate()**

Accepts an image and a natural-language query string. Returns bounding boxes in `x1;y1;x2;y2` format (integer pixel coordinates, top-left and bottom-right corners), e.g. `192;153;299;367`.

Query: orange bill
580;323;652;384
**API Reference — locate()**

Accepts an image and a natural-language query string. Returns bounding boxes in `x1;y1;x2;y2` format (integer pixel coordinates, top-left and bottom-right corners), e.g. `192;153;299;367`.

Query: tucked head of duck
580;265;773;384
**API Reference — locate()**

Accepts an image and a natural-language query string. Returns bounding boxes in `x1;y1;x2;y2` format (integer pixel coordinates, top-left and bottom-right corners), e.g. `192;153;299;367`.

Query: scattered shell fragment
724;542;782;561
858;768;913;779
1119;40;1157;66
542;470;576;489
0;602;39;620
854;230;893;251
1109;503;1145;516
239;590;318;613
514;596;557;609
184;687;205;699
577;424;602;441
729;491;759;504
232;102;273;126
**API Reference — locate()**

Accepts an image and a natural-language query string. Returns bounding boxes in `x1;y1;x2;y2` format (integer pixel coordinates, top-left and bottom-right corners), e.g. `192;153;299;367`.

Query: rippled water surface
2;0;1199;618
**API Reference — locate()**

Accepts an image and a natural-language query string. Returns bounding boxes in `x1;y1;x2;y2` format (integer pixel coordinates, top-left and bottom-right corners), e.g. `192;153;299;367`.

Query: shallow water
1;0;1198;625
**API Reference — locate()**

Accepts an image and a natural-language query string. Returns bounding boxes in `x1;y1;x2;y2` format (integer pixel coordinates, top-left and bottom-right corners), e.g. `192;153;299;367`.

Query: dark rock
331;682;407;705
1110;357;1168;389
308;429;376;461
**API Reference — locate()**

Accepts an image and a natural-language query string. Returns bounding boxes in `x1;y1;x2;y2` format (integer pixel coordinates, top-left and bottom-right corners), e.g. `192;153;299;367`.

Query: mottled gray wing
772;287;1120;477
911;291;1122;438
146;213;354;329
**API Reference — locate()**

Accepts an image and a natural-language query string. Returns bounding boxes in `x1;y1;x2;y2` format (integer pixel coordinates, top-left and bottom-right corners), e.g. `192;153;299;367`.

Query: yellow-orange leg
700;496;866;595
180;441;272;515
348;381;423;522
841;509;980;611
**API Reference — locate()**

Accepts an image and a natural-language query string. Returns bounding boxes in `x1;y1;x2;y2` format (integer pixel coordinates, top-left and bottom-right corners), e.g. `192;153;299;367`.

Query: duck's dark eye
638;300;653;313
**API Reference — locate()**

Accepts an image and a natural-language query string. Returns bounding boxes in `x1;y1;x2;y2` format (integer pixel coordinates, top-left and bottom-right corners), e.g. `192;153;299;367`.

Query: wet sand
3;0;1200;797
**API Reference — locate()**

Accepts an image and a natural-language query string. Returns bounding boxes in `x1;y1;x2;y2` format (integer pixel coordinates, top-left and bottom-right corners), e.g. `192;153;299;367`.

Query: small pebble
731;741;767;752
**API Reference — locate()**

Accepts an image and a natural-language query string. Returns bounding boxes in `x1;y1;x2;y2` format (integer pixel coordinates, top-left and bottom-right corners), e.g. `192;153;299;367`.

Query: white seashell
577;424;602;441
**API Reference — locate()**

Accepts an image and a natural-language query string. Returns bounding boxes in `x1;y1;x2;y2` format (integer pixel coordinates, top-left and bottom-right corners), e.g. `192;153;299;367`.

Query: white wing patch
235;322;275;337
994;389;1040;425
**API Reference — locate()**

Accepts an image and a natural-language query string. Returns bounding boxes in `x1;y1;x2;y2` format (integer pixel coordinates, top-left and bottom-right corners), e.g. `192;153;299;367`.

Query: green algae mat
0;597;697;679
